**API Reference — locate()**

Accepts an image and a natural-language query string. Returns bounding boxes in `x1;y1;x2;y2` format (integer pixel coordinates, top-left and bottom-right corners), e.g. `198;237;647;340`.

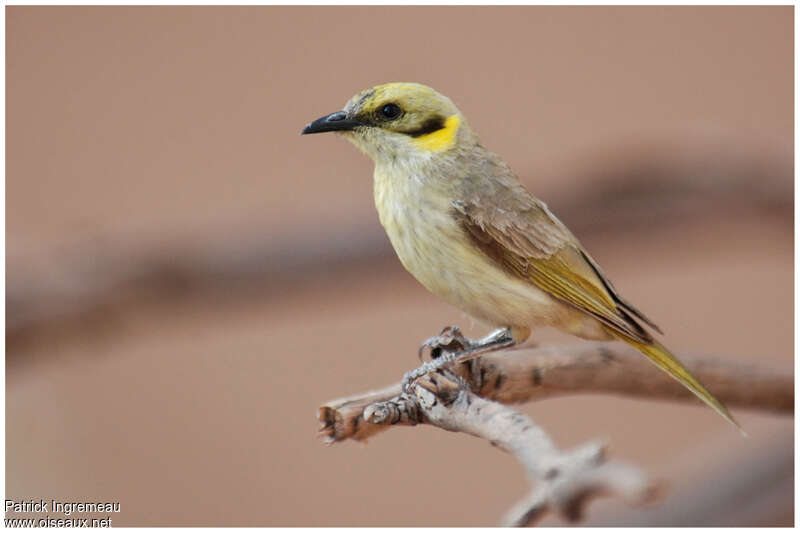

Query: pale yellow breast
372;165;577;331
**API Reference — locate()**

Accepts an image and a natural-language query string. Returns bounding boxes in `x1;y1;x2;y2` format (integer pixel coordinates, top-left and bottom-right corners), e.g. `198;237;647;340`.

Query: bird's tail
609;330;744;434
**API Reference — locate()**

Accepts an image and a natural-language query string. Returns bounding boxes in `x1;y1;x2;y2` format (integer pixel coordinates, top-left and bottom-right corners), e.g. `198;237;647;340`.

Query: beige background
6;6;793;526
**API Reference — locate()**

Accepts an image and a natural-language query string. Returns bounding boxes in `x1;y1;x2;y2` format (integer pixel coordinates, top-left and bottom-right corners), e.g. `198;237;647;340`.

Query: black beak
301;111;364;135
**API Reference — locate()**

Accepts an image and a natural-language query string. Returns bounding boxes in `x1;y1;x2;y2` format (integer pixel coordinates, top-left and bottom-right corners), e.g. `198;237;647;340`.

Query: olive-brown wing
452;197;654;343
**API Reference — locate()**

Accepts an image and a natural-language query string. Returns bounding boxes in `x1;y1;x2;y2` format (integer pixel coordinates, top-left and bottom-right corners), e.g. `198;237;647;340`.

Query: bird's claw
418;325;474;361
406;325;515;393
402;353;460;393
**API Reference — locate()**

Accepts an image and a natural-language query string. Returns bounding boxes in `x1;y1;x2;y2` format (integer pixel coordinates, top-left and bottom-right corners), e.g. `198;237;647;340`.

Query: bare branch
368;372;658;525
319;342;790;524
318;341;791;444
475;343;793;412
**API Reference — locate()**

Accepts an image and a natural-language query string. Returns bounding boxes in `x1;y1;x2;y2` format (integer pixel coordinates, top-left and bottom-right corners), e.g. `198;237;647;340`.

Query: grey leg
403;326;516;393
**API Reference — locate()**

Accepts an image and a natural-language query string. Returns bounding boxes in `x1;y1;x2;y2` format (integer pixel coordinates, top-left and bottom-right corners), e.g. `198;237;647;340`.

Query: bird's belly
373;168;608;340
380;204;570;330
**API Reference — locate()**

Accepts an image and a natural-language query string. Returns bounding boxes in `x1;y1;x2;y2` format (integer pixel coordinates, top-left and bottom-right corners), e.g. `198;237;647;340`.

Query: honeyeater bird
302;82;738;429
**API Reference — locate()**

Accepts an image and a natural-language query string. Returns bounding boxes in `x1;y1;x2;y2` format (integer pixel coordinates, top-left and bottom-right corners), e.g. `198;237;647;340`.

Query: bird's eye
380;103;402;120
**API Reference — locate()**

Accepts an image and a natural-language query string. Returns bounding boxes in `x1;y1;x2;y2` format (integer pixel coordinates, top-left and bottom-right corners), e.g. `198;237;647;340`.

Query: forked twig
365;371;658;525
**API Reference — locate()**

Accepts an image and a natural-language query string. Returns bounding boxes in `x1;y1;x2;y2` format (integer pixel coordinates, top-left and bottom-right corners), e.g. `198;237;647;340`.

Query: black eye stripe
400;116;446;137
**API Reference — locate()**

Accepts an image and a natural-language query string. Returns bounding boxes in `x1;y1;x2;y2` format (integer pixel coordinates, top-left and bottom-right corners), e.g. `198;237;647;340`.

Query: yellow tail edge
609;331;746;436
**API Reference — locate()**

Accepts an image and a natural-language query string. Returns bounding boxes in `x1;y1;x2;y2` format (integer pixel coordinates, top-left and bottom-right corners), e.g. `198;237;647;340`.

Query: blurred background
6;6;793;526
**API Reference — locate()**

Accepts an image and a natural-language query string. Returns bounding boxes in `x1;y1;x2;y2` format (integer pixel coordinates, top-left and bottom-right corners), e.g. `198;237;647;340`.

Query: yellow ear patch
413;115;460;152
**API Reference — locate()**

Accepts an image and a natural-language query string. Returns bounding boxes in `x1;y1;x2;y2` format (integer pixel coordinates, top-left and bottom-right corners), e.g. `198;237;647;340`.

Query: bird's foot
418;325;474;361
403;326;516;393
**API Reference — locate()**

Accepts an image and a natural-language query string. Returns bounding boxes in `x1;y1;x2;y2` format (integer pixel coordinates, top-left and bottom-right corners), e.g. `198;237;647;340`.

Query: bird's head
301;82;473;164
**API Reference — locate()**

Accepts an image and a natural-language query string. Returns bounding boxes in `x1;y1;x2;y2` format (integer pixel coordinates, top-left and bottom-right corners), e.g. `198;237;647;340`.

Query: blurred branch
8;154;791;342
585;433;793;526
318;341;791;444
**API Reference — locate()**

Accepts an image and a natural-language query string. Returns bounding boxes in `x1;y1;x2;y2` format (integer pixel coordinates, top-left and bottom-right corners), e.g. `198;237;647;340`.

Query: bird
301;82;739;429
